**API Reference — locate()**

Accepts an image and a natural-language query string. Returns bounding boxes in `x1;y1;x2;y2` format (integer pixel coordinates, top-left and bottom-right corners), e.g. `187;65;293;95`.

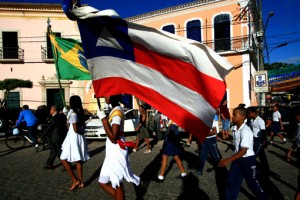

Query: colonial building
0;0;260;112
0;2;93;111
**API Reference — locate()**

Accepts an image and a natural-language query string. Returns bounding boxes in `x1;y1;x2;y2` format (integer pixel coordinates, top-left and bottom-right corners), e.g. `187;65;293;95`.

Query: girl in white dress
60;95;90;190
97;95;140;199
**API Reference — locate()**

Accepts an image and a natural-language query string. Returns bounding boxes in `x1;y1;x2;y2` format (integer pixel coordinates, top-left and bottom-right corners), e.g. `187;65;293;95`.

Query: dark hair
110;94;123;108
247;106;257;113
233;107;248;117
23;105;29;110
238;103;246;108
70;95;85;125
51;105;57;111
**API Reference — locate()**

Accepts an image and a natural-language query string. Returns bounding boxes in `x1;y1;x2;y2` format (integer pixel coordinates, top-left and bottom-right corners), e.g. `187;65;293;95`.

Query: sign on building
253;70;268;92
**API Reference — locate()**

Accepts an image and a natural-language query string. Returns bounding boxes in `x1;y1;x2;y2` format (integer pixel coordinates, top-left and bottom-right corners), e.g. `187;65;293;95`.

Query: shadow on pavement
134;150;162;199
0;144;33;158
178;173;209;200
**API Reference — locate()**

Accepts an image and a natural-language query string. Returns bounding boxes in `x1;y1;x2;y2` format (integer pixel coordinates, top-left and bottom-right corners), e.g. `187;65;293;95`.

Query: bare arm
279;118;284;130
287;142;297;162
207;127;217;137
101;118;119;144
135;113;146;132
218;148;247;167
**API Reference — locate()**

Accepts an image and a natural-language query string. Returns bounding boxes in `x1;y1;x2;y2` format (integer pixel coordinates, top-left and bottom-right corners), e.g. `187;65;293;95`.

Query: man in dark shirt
39;105;67;169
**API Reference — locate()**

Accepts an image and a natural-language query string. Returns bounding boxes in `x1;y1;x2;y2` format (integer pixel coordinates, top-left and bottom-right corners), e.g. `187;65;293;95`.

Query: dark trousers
27;126;37;144
45;142;62;166
254;137;270;175
226;155;268;200
197;136;220;173
254;137;263;155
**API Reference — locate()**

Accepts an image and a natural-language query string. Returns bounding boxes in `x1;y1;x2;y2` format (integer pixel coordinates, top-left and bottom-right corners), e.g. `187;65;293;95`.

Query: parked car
288;101;300;106
84;109;139;139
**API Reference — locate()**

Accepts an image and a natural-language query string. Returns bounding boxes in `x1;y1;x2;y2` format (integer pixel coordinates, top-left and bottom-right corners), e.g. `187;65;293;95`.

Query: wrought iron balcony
41;46;54;62
203;36;250;52
0;47;24;63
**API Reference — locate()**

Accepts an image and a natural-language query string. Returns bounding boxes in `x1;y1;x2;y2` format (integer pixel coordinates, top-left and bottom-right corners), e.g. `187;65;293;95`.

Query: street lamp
268;42;288;55
264;11;274;64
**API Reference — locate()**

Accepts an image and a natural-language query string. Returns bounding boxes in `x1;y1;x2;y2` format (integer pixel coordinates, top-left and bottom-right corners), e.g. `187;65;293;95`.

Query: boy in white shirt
270;104;286;143
218;107;268;200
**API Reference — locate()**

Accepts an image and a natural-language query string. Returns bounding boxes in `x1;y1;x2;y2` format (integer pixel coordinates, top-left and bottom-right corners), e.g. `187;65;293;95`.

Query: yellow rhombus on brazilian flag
49;33;91;80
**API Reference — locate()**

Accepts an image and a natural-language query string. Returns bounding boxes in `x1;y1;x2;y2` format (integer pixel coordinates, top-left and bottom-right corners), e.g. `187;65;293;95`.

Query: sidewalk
0;136;298;200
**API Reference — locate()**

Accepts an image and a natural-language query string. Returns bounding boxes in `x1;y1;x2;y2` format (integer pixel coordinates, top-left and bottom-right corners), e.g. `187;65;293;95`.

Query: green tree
0;79;33;108
264;62;295;70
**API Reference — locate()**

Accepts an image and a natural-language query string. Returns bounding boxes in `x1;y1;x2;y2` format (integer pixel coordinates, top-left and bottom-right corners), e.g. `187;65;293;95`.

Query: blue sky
4;0;300;64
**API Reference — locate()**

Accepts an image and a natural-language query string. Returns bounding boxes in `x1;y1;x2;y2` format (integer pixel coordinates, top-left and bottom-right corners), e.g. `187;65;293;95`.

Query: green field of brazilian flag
49;33;91;80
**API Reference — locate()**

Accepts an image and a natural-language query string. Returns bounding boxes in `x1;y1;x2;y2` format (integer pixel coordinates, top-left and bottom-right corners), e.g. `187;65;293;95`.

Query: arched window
187;20;201;42
214;14;231;51
162;25;175;34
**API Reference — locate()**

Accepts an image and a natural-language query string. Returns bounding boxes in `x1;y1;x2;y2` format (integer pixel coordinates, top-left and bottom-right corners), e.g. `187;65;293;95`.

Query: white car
84;109;139;139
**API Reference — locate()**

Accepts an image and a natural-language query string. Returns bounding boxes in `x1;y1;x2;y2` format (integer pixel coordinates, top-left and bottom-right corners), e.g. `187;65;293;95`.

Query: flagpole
47;18;66;108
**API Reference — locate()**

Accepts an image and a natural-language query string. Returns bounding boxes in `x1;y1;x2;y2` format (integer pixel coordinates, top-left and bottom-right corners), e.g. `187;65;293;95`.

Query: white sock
158;175;164;180
181;173;187;177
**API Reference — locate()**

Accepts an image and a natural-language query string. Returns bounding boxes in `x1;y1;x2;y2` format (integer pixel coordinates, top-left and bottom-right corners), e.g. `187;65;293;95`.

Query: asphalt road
0;135;298;200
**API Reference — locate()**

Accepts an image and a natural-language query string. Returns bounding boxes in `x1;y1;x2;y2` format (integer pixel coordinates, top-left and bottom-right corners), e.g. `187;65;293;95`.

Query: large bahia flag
49;32;91;80
62;0;233;142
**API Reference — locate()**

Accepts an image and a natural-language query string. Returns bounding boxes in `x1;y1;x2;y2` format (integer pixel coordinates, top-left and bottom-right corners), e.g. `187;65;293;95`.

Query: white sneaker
181;173;187;177
283;138;287;143
132;148;137;152
144;149;151;153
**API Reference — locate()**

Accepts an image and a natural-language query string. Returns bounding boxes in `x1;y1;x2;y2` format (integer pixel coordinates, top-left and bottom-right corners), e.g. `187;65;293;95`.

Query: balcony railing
0;47;24;62
41;46;54;62
203;36;250;52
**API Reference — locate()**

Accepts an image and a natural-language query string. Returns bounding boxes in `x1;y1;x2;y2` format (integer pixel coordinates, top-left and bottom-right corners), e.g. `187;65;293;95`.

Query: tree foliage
0;79;33;108
264;62;298;70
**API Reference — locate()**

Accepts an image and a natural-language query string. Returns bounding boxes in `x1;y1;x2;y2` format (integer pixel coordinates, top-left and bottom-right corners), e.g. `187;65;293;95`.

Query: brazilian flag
49;33;91;80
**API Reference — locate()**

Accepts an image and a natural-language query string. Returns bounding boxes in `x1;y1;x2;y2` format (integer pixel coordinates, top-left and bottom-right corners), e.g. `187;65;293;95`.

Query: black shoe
193;170;203;176
155;177;164;183
43;165;54;170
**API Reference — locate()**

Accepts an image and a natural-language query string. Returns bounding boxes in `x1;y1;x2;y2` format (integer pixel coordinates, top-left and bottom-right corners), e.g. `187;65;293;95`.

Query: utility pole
257;0;266;106
257;0;264;71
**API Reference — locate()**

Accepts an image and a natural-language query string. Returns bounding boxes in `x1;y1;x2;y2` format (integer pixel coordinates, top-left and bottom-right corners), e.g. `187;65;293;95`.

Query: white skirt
99;136;140;188
60;125;90;162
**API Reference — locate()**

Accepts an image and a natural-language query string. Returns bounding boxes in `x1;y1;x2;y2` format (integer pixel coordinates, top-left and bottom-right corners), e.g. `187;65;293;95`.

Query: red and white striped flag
64;3;233;142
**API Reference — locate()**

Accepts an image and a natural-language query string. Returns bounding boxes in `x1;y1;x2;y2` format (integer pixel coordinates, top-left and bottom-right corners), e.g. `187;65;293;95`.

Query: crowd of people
13;95;300;200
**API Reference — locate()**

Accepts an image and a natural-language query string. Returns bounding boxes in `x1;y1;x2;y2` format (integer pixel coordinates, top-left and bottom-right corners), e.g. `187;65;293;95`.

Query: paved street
0;135;298;200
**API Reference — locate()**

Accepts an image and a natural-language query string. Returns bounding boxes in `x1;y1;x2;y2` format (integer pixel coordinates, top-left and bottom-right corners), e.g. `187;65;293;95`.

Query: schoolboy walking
218;107;268;200
270;104;286;143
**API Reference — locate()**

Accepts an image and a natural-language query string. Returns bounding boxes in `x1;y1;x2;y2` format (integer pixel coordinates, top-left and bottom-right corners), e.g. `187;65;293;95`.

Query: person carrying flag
97;95;140;199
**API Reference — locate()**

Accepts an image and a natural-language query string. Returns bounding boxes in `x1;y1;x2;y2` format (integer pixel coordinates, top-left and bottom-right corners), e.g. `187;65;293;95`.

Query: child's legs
134;136;140;149
115;183;125;200
173;155;185;173
159;155;168;176
225;160;243;200
241;156;268;200
99;182;116;198
61;160;77;182
144;137;151;150
187;133;193;144
277;133;285;140
75;161;83;183
198;142;208;173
